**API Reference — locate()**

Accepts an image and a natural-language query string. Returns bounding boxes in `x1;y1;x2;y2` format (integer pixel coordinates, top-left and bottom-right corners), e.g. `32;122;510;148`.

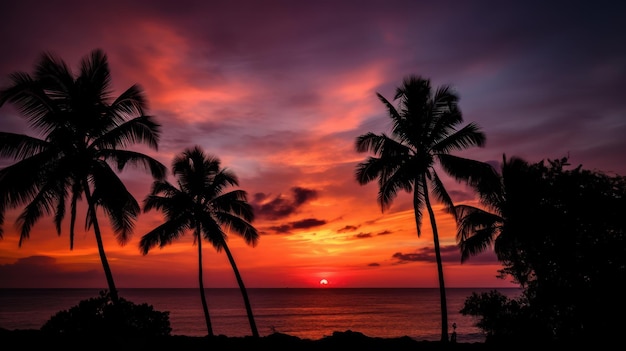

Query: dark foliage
41;290;171;337
458;156;626;344
1;328;491;351
354;75;487;343
459;290;549;344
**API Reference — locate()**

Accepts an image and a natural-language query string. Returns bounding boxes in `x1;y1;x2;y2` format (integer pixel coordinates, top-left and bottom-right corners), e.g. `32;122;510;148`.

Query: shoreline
2;328;490;350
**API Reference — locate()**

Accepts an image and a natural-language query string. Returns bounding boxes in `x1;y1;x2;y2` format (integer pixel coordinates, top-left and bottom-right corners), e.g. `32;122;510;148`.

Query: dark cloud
292;187;318;205
391;245;463;264
0;256;102;288
267;217;327;234
390;245;501;266
267;224;292;234
251;187;318;220
348;230;392;239
368;262;380;267
337;225;359;233
291;218;326;229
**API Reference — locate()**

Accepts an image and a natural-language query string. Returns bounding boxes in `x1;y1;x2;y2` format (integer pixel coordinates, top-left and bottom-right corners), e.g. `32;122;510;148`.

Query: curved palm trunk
420;182;449;343
196;226;214;336
83;180;119;303
221;243;259;338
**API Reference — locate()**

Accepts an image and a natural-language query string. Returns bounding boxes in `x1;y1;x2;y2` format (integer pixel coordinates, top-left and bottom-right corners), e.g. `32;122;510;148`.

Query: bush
460;290;551;344
41;290;171;337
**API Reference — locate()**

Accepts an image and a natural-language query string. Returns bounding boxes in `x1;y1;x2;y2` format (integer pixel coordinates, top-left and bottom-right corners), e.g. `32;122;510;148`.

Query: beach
1;328;493;351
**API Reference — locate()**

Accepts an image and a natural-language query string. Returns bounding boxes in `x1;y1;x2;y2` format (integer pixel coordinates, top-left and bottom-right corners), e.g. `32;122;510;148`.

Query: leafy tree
354;75;486;342
456;155;626;343
139;146;259;337
459;290;538;344
41;290;171;337
0;50;166;302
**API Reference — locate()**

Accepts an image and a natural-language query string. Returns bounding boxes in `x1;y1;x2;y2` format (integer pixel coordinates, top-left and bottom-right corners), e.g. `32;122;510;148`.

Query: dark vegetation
0;49;166;304
457;156;626;345
0;328;491;351
354;75;487;342
40;290;171;337
138;146;260;337
1;50;625;347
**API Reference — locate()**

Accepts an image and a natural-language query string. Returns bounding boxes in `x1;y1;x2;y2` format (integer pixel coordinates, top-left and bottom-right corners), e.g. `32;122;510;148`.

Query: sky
0;0;625;289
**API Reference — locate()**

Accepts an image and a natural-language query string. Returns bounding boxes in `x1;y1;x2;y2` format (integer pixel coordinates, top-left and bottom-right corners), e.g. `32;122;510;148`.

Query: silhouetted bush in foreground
41;290;171;337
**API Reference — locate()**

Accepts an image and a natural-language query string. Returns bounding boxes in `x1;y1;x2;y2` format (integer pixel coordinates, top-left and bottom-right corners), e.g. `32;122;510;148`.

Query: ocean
0;288;521;343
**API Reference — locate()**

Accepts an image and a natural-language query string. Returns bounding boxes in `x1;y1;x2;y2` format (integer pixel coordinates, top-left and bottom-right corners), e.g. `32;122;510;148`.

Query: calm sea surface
0;288;521;343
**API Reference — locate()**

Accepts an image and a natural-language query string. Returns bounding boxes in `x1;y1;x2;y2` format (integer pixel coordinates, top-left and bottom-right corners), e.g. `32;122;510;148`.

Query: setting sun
319;279;329;286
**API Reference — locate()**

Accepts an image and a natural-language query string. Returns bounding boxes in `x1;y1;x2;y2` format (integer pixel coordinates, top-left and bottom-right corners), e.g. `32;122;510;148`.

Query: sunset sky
1;0;624;289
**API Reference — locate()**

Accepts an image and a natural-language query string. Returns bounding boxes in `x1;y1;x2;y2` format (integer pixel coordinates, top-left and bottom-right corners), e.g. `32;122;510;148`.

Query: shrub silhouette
41;290;171;337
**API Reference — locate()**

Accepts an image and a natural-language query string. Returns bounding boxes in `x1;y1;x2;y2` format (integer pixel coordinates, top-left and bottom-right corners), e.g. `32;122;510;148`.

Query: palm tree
354;75;486;342
139;145;259;337
454;155;543;284
0;49;166;303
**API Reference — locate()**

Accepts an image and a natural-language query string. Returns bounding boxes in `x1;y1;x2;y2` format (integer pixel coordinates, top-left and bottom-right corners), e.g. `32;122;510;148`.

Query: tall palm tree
139;145;259;338
355;75;487;342
0;49;166;303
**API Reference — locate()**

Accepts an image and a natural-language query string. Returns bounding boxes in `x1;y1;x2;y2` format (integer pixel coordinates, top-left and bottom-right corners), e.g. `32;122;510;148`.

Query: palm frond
355;132;385;154
412;181;426;237
98;148;166;180
0;132;52;161
16;182;63;246
208;168;239;198
199;214;227;250
139;218;190;254
78;49;112;103
94;115;162;151
376;93;402;127
437;155;498;191
214;211;259;247
89;161;140;245
110;84;148;119
454;204;502;262
68;184;80;250
0;153;57;209
431;122;486;154
213;190;254;222
0;72;57;129
430;170;456;221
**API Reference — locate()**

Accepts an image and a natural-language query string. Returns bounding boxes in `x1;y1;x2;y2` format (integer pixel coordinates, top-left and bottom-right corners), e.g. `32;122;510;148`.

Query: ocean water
0;288;521;343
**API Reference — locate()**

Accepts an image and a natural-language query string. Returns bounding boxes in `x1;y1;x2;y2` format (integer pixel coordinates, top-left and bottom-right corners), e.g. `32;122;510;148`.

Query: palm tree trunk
83;180;119;303
222;243;259;338
421;183;449;343
196;227;214;337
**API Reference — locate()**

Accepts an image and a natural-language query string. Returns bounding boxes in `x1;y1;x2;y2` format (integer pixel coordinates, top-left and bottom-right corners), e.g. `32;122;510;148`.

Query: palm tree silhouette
139;145;259;337
0;49;166;303
454;155;538;276
355;75;486;342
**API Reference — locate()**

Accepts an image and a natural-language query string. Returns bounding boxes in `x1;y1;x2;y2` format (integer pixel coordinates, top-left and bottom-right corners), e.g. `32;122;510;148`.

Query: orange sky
1;0;625;289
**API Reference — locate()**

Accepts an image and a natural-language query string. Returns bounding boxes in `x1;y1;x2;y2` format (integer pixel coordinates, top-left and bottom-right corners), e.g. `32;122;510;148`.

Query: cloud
391;245;501;265
349;230;392;239
252;187;318;220
337;225;359;233
267;217;327;234
291;218;326;229
391;245;461;264
0;256;102;288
